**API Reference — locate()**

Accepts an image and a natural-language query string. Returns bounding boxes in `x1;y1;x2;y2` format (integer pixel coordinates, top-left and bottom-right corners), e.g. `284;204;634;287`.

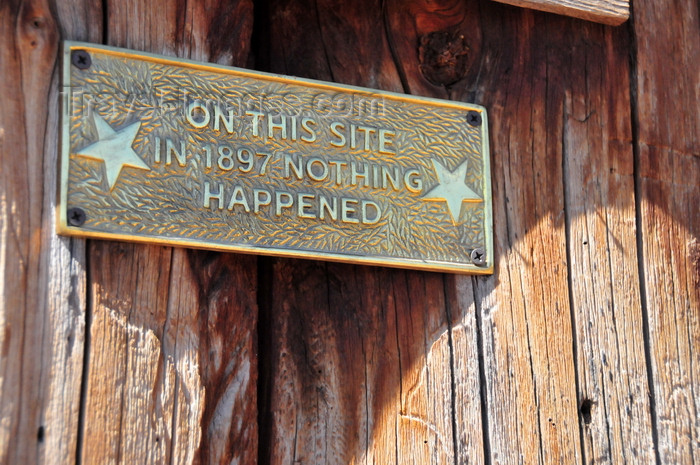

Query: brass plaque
58;42;493;274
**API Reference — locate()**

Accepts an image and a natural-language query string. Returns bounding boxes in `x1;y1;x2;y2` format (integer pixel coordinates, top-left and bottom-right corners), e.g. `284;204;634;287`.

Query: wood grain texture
633;0;700;463
82;244;257;464
383;0;483;98
1;0;697;464
560;23;655;464
76;1;258;464
37;2;101;462
259;260;484;464
256;2;485;462
0;0;91;463
491;0;629;25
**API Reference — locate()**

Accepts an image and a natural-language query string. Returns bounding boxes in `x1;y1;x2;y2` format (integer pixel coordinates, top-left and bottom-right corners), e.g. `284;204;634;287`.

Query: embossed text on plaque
59;42;493;274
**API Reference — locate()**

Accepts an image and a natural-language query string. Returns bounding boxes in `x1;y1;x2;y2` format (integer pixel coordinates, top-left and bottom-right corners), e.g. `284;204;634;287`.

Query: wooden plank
76;1;258;464
257;1;486;463
40;5;103;463
560;23;656;463
0;0;96;463
632;0;700;463
82;244;258;464
491;0;628;25
80;242;173;463
446;276;489;461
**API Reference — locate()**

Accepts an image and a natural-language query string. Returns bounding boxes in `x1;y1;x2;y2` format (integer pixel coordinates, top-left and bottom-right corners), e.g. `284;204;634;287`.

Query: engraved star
422;159;481;224
75;113;149;190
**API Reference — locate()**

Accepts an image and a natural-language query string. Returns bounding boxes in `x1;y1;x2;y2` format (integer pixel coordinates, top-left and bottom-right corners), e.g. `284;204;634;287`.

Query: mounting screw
67;208;86;227
466;110;482;127
71;50;91;69
470;247;486;266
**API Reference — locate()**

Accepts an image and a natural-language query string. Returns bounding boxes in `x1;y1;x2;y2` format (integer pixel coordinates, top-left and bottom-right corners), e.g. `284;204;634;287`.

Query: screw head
71;50;91;70
67;208;86;227
470;247;486;266
466;111;482;127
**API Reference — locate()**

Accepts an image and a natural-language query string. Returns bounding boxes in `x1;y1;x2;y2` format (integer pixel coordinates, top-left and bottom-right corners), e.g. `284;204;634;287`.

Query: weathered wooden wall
0;0;697;464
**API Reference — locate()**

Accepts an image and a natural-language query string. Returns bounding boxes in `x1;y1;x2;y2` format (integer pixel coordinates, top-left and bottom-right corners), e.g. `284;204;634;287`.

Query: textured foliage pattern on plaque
63;44;492;271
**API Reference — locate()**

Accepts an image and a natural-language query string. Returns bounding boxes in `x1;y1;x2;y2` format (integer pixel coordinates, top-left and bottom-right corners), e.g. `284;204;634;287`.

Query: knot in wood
418;31;469;87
